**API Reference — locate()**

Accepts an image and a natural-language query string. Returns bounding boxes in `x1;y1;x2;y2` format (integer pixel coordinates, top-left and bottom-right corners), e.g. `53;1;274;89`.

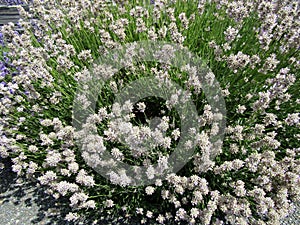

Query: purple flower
0;32;4;46
1;0;26;5
0;62;9;77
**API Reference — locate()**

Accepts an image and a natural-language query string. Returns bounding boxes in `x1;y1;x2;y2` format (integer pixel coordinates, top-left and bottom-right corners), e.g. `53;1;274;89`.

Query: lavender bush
0;0;299;224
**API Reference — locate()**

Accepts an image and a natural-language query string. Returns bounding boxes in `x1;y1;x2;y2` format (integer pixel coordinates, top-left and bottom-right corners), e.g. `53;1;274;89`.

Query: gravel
281;201;300;225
